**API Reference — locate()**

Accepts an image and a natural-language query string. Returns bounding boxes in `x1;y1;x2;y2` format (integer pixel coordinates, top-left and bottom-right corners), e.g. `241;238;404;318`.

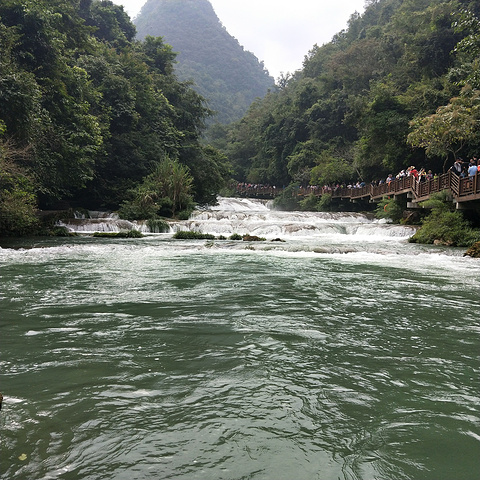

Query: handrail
235;172;480;205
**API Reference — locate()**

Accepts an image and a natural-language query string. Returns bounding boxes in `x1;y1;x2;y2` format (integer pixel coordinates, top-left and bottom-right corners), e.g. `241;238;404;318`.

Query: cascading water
59;196;416;242
175;197;415;240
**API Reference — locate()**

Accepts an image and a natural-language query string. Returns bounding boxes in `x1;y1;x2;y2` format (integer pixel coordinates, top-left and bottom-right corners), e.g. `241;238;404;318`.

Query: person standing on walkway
450;158;464;176
468;161;478;178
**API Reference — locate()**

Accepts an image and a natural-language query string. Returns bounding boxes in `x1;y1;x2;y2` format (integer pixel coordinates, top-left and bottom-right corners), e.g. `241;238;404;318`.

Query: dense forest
0;0;230;235
134;0;275;124
214;0;480;193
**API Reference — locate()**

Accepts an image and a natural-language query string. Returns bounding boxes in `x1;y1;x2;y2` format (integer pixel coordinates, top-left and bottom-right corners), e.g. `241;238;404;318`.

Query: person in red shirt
409;166;418;179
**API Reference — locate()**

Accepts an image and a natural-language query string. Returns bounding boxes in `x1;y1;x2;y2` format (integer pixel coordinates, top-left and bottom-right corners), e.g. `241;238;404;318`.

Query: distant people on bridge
468;159;478;178
450;158;465;176
407;166;419;179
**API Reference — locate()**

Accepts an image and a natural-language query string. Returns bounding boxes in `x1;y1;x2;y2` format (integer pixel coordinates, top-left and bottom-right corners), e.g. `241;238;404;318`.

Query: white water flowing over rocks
176;197;415;240
59;197;416;241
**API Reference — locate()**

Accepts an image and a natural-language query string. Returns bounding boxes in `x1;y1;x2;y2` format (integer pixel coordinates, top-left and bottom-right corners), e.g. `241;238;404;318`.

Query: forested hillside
218;0;480;191
134;0;275;124
0;0;229;235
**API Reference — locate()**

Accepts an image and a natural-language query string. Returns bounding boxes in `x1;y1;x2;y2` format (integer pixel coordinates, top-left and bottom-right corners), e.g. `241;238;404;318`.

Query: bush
0;189;39;236
375;197;404;223
173;231;216;240
272;183;301;211
147;218;170;233
317;193;332;212
93;230;144;238
409;209;480;246
243;234;266;241
299;193;319;211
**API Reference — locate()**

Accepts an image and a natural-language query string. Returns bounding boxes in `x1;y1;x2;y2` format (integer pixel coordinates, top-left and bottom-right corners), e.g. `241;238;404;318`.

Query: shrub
317;193;332;212
243;234;266;241
173;231;215;240
409;193;480;247
375;197;404;223
409;209;479;246
147;218;170;233
93;230;144;238
299;193;319;211
272;183;301;211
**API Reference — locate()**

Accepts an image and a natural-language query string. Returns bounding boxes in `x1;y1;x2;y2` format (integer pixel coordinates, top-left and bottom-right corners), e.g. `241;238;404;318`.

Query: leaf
18;454;27;461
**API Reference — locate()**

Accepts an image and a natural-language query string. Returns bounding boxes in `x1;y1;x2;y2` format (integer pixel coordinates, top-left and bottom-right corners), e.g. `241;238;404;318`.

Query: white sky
112;0;366;79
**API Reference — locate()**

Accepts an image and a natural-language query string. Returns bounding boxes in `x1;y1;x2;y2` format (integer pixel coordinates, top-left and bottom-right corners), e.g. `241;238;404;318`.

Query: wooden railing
235;172;480;205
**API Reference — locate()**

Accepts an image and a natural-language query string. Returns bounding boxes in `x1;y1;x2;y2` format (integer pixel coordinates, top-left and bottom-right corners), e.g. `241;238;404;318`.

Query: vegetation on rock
464;241;480;257
408;192;480;247
92;230;144;238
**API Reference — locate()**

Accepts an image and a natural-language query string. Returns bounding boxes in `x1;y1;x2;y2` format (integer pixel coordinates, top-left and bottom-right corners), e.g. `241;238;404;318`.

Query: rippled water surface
1;201;480;480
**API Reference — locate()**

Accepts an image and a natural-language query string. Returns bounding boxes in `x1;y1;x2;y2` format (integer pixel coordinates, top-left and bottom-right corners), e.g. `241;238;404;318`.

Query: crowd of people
234;158;480;197
450;157;480;178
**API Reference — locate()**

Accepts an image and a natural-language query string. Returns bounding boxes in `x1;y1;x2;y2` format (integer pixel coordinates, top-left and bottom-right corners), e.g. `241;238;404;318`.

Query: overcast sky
112;0;366;79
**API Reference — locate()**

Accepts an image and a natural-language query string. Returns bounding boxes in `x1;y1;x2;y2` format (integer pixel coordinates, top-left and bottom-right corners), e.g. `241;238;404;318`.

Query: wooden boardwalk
236;172;480;208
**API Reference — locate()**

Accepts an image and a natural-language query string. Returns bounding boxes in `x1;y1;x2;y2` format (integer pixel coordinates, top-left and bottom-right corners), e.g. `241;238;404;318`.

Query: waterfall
59;197;416;239
170;197;416;240
58;217;151;233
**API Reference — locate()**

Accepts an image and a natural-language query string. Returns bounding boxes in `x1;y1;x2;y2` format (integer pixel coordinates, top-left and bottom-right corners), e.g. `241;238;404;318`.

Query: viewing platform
235;172;480;209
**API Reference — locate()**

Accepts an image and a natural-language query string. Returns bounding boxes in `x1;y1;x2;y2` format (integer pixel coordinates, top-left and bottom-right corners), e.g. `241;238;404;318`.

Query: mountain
134;0;275;124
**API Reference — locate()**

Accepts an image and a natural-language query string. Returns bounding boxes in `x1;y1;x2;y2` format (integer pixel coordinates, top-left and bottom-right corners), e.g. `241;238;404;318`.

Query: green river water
1;198;479;480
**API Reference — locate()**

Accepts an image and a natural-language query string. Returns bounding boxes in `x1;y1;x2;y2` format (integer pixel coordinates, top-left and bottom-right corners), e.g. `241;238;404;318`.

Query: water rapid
1;198;479;480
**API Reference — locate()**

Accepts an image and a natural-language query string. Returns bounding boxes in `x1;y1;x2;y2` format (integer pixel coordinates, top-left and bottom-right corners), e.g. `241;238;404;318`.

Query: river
1;197;479;480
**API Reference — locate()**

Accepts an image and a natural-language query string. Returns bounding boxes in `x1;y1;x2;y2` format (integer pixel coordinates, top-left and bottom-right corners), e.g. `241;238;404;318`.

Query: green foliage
147;218;170;233
173;230;215;240
452;9;480;88
242;235;266;241
409;209;479;246
218;0;479;191
119;156;195;220
407;86;480;171
298;194;320;211
272;184;301;211
0;141;39;236
317;193;333;212
375;197;405;223
409;191;480;246
0;188;39;236
92;229;144;238
229;233;243;240
0;0;228;233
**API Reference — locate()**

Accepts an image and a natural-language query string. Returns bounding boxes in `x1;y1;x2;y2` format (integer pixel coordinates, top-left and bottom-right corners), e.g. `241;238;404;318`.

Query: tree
451;9;480;88
407;86;480;171
0;140;39;236
119;156;194;219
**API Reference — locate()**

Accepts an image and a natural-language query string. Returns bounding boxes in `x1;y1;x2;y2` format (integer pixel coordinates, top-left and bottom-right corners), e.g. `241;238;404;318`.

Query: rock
242;235;266;242
464;241;480;258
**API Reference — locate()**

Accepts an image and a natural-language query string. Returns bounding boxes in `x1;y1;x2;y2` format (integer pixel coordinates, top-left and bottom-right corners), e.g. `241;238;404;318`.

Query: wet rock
243;235;266;241
464;241;480;258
